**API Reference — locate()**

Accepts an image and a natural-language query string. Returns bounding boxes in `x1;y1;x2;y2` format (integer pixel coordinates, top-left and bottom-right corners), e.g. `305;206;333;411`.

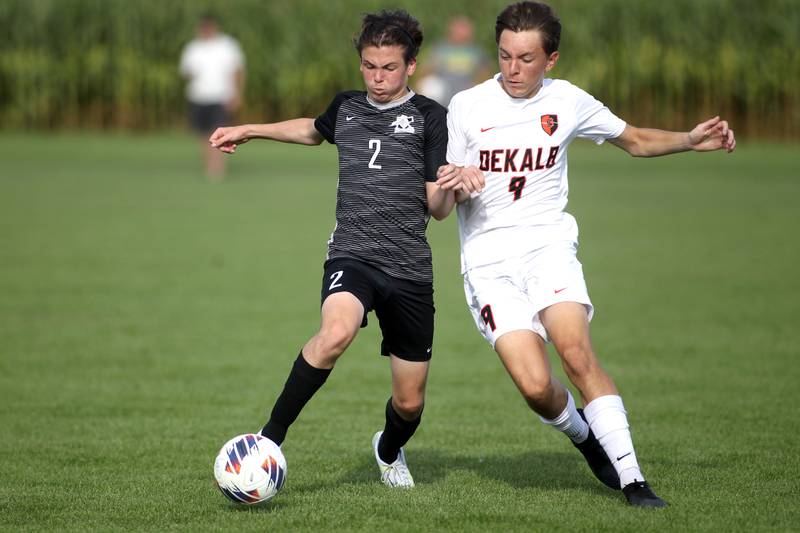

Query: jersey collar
366;89;415;110
492;74;552;105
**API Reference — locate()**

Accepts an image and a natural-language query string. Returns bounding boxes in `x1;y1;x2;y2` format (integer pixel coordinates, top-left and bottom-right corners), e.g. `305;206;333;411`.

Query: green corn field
1;0;798;136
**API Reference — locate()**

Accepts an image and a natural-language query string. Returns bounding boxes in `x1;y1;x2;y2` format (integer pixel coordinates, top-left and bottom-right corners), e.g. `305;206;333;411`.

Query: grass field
1;133;798;531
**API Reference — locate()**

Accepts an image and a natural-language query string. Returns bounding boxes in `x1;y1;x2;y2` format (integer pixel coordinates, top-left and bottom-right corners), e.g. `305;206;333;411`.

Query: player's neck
498;76;543;100
367;87;413;109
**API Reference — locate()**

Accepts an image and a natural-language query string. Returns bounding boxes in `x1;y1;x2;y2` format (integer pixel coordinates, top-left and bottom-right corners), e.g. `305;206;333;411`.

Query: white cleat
372;431;414;488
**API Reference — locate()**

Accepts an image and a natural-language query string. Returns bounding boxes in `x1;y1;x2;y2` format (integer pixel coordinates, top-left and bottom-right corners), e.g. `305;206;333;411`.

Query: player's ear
545;51;559;72
406;57;417;77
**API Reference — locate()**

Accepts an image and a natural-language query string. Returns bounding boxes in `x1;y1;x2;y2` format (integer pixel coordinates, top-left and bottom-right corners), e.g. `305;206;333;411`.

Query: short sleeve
178;43;193;76
574;86;627;145
446;93;467;166
421;101;448;182
314;92;356;145
231;39;245;69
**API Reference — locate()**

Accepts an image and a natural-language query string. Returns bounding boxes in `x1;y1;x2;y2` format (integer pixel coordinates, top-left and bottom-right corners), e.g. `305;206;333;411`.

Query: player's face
497;29;558;99
198;20;218;39
360;45;417;104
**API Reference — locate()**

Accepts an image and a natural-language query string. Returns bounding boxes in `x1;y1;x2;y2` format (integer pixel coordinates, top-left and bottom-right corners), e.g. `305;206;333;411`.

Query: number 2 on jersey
368;139;382;169
508;176;527;201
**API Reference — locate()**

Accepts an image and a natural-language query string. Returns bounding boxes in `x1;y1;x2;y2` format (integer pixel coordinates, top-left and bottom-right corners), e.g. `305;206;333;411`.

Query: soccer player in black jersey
209;10;456;488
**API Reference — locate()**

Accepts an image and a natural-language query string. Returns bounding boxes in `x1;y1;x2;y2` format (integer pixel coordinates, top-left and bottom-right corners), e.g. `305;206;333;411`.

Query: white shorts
463;241;593;346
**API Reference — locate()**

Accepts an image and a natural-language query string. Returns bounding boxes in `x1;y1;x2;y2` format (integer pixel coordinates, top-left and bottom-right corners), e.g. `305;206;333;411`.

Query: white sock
540;390;590;444
584;395;644;487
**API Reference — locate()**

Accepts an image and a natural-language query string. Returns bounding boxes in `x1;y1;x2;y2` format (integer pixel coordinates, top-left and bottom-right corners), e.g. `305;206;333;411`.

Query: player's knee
316;322;357;359
520;375;555;409
393;396;424;420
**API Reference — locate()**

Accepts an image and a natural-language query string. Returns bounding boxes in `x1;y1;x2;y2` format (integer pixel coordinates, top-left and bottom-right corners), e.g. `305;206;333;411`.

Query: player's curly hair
495;1;561;55
354;9;424;63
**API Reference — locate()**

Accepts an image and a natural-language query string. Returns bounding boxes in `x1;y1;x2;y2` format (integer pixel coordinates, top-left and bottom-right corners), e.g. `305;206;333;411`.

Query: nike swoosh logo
554;287;567;294
616;452;632;461
346;116;355;121
480;127;495;132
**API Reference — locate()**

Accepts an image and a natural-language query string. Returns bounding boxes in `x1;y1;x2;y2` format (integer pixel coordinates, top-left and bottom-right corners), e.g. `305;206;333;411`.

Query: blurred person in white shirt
180;14;245;179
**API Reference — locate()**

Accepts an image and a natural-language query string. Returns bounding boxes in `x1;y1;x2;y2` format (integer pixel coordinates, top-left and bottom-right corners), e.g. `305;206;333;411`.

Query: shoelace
386;462;412;486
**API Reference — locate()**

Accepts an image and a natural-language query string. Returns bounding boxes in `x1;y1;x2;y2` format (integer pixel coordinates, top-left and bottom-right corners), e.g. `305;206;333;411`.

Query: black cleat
573;408;621;490
622;480;668;508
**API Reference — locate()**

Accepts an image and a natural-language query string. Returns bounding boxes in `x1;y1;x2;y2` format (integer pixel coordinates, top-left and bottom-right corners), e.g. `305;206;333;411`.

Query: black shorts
188;103;230;134
321;258;434;362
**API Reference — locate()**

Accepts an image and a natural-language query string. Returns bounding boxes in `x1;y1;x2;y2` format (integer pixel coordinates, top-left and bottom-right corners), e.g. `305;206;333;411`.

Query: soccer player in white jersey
437;1;735;508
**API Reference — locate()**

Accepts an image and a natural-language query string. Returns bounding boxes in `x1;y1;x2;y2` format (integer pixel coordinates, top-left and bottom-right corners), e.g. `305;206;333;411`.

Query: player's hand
688;116;736;153
436;164;485;193
209;125;250;154
436;164;460;189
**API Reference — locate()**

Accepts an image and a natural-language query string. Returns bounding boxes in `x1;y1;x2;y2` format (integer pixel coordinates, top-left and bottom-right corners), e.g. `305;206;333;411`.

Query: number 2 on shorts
329;270;344;290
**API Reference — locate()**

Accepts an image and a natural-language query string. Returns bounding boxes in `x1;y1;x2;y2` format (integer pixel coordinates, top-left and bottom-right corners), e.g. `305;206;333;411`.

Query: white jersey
447;75;626;273
179;34;244;105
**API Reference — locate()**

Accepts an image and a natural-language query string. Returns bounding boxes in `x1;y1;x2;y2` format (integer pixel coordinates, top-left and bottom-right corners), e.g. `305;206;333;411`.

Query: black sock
260;352;331;445
378;397;422;464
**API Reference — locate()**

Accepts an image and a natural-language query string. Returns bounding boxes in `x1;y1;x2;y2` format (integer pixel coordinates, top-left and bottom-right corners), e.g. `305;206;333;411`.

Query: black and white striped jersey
314;90;447;284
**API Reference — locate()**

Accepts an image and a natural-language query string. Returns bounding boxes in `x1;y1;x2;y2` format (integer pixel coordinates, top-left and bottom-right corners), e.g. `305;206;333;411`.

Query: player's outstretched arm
209;118;324;154
610;116;736;157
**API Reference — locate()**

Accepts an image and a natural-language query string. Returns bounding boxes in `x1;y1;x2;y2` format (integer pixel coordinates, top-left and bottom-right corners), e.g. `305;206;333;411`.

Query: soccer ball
213;433;287;505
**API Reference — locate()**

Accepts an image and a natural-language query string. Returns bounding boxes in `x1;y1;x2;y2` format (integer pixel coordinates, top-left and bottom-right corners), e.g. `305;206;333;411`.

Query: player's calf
583;394;670;507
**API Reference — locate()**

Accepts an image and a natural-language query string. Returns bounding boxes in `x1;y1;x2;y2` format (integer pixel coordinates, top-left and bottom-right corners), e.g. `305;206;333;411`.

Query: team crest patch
540;114;558;136
390;114;415;133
